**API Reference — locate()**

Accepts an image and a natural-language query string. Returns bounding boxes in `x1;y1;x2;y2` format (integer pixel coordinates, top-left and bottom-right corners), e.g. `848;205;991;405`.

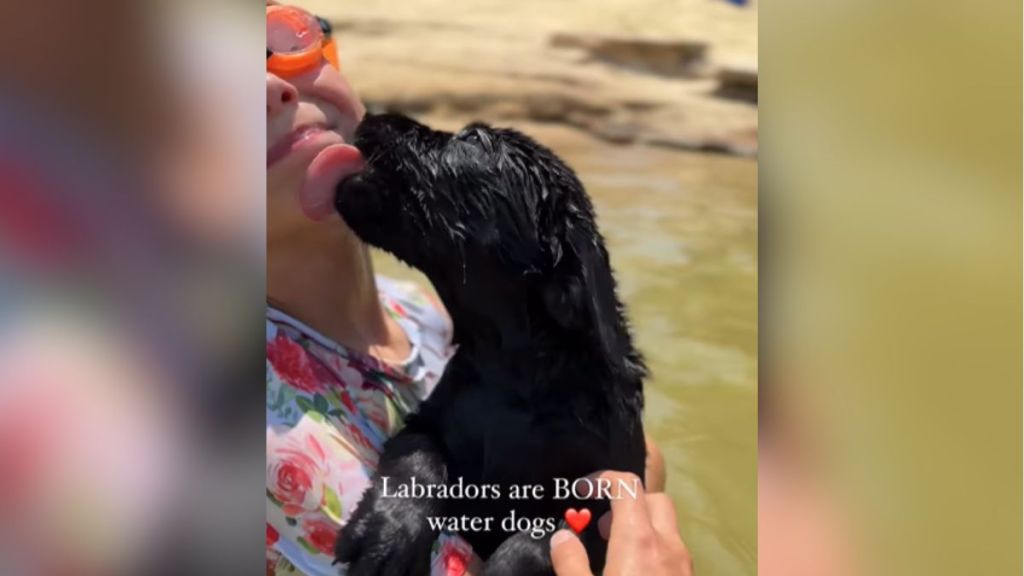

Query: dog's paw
482;531;554;576
335;494;436;576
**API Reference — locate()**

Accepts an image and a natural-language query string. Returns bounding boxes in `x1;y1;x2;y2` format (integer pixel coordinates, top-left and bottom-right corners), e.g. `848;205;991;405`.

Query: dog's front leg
335;429;448;576
482;531;554;576
483;522;608;576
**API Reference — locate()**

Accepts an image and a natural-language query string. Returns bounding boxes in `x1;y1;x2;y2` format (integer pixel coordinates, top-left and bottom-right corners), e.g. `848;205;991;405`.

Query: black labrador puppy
333;114;647;576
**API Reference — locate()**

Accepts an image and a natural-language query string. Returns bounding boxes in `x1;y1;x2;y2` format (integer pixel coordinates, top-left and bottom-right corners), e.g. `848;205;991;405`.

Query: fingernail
550;529;574;549
598;512;612;540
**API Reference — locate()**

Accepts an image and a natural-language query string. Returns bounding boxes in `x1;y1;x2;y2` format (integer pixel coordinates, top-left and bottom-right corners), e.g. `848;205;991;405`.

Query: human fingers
644;493;679;538
583;470;651;542
645;493;693;574
598;511;612;540
550;530;594;576
644;435;667;493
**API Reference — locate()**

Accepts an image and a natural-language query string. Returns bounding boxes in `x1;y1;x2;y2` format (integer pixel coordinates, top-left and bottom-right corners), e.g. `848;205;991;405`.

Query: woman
265;4;671;575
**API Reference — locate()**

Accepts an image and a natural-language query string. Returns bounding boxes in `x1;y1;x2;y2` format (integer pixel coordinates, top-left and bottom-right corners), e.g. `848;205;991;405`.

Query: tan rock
298;0;757;155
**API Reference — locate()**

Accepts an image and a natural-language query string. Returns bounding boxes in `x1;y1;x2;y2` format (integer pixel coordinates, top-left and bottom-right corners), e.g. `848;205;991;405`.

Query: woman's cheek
312;67;365;141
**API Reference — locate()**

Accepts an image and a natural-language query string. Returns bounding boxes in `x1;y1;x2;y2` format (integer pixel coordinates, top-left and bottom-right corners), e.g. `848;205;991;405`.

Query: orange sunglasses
266;5;340;76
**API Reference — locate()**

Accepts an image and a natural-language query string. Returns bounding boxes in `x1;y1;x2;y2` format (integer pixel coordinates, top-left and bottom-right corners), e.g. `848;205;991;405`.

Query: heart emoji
564;508;592;534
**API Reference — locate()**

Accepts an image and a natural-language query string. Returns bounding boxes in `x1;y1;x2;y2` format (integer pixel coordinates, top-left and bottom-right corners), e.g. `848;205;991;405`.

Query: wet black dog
333;114;646;576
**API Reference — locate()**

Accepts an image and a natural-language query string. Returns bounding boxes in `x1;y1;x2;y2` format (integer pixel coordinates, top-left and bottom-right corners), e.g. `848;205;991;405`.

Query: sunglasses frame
266;6;340;76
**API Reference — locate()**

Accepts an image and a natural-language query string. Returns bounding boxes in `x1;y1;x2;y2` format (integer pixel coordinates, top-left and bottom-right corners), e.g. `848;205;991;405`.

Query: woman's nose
267;76;298;117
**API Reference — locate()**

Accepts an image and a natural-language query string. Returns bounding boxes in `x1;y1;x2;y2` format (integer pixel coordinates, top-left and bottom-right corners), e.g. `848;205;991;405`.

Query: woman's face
267;2;366;236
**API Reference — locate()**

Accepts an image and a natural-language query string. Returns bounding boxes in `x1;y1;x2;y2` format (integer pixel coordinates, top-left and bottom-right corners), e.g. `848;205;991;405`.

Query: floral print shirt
267;277;473;576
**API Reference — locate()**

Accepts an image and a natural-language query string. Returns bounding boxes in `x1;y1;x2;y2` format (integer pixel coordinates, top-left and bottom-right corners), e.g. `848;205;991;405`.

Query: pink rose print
267;334;321;393
267;433;328;516
267;523;279;548
325;356;365;389
445;552;468;576
345;422;378;455
302;516;338;556
440;537;472;576
351;386;389;432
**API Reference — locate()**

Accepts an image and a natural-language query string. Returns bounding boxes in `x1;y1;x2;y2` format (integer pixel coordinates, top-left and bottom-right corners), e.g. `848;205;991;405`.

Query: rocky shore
303;0;758;156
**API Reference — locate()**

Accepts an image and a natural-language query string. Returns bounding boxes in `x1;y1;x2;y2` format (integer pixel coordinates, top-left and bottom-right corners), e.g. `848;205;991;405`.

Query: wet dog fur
333;114;646;576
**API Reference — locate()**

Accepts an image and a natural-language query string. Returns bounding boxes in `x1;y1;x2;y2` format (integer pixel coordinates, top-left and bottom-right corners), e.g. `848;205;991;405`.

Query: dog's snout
356;113;428;143
350;113;432;163
377;113;429;133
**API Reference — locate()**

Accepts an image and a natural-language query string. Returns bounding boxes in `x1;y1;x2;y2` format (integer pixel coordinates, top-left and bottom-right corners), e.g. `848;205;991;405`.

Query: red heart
564;508;592;534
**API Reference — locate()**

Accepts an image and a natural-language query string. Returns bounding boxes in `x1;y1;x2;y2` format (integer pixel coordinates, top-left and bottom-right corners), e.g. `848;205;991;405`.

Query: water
373;126;757;575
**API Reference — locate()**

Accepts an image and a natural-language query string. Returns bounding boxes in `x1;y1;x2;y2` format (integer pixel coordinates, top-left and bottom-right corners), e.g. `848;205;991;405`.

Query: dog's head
336;114;635;368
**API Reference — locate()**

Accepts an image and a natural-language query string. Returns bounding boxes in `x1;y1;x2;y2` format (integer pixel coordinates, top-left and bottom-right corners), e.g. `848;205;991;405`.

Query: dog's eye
457;129;484;146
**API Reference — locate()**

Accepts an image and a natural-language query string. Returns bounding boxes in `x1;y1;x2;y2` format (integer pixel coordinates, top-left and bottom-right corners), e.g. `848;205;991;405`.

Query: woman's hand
550;471;693;576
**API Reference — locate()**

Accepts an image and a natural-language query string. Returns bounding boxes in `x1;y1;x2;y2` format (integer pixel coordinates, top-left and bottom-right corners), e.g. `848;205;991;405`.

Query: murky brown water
373;124;757;576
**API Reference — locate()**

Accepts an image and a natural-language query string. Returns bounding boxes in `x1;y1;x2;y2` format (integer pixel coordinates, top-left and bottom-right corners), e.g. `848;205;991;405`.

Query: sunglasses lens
267;7;322;56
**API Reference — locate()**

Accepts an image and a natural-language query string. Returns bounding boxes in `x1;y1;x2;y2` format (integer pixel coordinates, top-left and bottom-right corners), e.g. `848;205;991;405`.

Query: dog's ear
543;226;625;368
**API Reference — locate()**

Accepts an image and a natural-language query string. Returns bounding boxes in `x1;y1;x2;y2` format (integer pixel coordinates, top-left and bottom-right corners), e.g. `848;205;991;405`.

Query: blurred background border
0;1;1019;575
760;0;1021;574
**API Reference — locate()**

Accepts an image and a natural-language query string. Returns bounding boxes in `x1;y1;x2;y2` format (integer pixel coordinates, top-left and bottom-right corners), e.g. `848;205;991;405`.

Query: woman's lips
267;124;335;167
300;143;365;221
